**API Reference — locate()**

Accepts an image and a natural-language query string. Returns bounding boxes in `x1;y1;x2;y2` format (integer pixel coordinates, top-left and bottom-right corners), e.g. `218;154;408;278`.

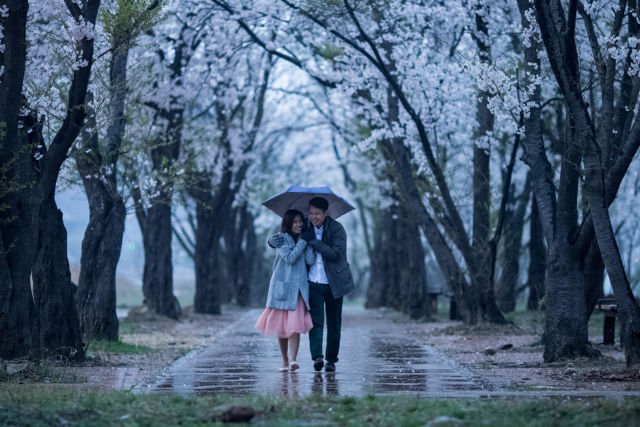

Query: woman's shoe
279;366;289;372
290;361;300;371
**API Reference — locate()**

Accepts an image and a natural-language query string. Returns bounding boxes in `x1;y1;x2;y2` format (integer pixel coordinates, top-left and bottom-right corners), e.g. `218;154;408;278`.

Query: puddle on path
146;307;640;398
149;308;485;397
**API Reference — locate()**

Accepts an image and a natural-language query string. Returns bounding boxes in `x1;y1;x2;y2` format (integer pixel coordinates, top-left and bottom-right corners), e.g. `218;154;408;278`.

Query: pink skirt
255;294;313;338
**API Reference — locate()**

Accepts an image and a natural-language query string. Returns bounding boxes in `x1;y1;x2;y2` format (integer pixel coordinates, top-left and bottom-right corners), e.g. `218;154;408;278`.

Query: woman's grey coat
266;233;316;310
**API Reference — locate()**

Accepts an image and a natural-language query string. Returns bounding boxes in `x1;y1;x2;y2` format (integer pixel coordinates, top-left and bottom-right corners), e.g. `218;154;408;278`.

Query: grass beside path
0;388;637;426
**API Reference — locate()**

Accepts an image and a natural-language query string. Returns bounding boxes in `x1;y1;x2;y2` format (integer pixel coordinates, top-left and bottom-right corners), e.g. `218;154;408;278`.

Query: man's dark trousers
309;282;343;363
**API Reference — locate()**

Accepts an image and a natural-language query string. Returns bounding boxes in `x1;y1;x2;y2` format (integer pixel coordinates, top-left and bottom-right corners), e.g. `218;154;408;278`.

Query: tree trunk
374;136;474;321
136;28;189;319
75;187;124;341
543;244;590;361
32;197;85;360
0;0;38;360
399;212;430;319
519;0;593;360
367;206;403;312
194;194;222;314
0;135;40;359
419;210;477;324
583;239;605;320
366;202;429;319
75;126;124;341
225;205;255;307
136;116;183;320
526;195;546;310
2;0;100;359
366;209;390;309
189;167;236;314
239;207;259;307
0;176;38;359
472;8;505;324
473;138;504;321
583;142;640;366
496;184;528;313
139;202;181;319
75;43;129;341
531;0;640;366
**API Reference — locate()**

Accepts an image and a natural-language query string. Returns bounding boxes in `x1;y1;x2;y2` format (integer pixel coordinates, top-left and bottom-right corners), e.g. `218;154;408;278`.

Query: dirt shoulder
405;310;640;393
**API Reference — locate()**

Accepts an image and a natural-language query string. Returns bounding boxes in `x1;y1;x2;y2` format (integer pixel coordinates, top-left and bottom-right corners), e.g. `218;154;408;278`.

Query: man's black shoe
313;358;324;372
325;362;336;372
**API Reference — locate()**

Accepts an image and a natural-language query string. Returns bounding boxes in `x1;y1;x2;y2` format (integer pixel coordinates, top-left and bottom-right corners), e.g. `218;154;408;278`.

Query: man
270;196;354;372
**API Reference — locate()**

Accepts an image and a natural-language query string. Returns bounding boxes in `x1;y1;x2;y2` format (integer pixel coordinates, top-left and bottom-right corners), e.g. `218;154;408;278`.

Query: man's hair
309;196;329;212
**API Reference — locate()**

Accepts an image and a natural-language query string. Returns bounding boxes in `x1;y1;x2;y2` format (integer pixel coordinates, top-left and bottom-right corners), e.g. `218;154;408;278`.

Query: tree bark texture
583;239;605;320
190;169;235;314
75;43;129;341
138;201;181;319
75;138;125;340
29;0;101;361
224;205;257;307
0;0;38;359
496;183;528;313
75;187;124;341
543;244;590;361
136;24;197;319
366;202;429;319
533;0;640;365
193;187;223;314
32;197;84;360
526;195;546;311
583;141;640;366
136;106;183;320
516;0;595;361
472;7;504;323
373;135;479;321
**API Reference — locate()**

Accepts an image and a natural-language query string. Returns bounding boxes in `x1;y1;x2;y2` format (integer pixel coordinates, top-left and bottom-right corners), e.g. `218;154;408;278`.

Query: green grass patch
86;340;152;355
0;388;638;426
117;320;143;335
0;360;83;384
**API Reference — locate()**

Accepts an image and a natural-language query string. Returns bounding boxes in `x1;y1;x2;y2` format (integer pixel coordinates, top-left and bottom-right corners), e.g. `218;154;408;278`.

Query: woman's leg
278;338;289;369
289;333;300;364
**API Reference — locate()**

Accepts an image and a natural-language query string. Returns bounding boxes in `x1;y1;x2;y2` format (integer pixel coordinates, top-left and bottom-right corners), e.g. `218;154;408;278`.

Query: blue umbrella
262;185;356;219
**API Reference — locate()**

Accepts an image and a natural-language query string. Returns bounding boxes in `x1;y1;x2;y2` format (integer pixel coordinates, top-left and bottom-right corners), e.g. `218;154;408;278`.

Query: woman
256;209;315;371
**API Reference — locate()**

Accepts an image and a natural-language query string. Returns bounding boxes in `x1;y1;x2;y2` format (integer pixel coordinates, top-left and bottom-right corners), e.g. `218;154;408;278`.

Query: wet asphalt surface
147;306;487;397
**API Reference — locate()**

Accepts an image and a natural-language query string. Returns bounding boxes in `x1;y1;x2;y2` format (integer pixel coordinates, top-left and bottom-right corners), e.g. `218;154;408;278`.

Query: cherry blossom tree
75;0;161;341
526;0;640;365
0;0;101;360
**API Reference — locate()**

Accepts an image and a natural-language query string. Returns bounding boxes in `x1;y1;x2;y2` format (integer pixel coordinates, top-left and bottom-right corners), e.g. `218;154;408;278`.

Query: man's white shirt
308;225;329;284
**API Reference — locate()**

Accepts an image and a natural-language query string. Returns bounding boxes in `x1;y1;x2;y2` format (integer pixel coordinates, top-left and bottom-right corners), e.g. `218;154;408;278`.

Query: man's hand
268;233;285;248
300;229;315;242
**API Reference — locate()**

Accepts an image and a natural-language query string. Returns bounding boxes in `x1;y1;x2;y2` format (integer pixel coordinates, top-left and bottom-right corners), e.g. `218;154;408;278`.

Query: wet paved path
148;306;487;397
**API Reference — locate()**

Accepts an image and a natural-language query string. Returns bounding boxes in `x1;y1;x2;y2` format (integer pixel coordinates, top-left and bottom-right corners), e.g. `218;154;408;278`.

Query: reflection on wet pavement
150;307;484;397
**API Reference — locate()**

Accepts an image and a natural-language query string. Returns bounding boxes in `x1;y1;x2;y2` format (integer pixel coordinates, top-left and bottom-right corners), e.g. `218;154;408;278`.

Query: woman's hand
268;233;285;248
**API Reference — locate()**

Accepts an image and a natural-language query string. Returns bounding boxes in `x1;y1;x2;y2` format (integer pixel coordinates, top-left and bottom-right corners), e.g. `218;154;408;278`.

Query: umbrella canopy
262;186;356;219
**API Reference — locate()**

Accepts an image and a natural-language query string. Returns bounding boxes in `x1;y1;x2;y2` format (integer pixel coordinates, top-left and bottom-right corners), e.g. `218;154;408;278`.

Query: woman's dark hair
281;209;304;235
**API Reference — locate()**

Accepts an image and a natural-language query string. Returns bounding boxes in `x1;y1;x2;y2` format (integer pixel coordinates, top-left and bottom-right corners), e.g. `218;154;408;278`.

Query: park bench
596;297;617;345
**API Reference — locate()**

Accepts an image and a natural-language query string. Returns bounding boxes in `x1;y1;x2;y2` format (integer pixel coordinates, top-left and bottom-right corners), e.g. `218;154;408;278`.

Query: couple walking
255;196;354;372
